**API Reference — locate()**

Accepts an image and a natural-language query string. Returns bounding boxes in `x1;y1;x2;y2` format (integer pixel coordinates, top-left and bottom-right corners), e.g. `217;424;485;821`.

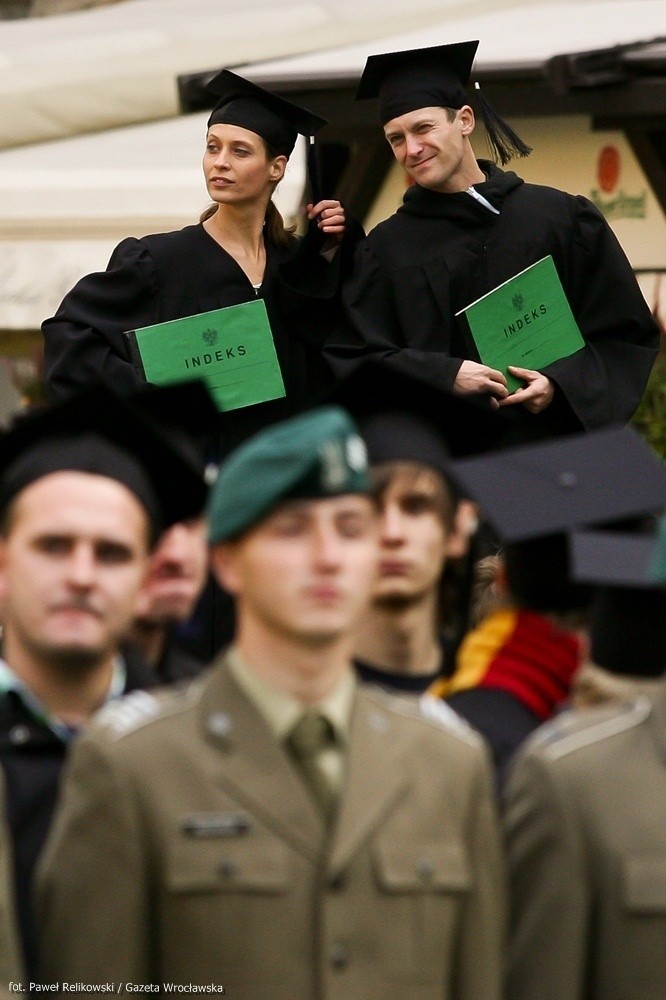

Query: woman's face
203;124;287;208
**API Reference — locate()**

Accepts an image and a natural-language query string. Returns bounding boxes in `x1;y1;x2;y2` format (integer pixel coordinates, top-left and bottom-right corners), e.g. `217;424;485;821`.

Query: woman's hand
307;200;346;242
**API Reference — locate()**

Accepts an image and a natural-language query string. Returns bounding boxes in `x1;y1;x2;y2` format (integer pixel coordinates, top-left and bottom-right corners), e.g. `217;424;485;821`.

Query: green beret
208;406;370;542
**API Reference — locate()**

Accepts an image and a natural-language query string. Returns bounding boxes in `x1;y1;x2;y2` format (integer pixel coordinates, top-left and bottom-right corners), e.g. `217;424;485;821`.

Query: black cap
569;527;662;589
358;409;452;481
329;363;503;462
0;382;210;538
205;69;328;156
448;426;666;543
570;525;666;677
356;40;478;125
356;39;532;164
567;518;666;660
129;379;219;478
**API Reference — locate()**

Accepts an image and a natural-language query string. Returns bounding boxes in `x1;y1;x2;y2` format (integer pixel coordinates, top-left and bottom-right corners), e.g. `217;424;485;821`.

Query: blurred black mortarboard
355;39;531;164
329;362;503;463
205;69;327;199
569;527;661;589
129;378;219;481
449;427;666;614
0;382;210;539
448;426;666;544
569;526;665;676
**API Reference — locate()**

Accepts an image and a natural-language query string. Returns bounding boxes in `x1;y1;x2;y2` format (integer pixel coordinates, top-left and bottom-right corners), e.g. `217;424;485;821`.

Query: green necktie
285;711;338;822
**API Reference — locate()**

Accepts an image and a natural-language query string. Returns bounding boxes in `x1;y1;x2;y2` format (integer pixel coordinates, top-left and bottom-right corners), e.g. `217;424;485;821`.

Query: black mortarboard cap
329;362;503;463
356;39;531;164
356;40;478;123
359;409;451;481
205;69;328;157
569;527;662;589
448;426;666;544
569;527;665;675
0;382;210;538
129;379;219;478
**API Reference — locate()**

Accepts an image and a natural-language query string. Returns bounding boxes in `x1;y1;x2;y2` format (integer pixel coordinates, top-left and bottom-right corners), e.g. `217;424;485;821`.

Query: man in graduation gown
325;40;659;447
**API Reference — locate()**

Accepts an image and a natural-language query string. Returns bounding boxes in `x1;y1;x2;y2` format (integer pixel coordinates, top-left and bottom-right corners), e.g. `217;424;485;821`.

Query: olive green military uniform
1;774;22;985
38;654;505;1000
504;679;666;1000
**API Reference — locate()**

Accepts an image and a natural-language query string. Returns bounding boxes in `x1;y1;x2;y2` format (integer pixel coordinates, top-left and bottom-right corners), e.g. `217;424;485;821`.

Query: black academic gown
43;221;361;453
326;161;659;447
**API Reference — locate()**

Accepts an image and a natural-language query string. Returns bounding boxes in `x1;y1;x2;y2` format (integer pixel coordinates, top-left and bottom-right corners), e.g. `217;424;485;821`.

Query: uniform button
9;724;31;745
416;858;435;881
329;943;349;970
217;859;238;879
326;872;345;891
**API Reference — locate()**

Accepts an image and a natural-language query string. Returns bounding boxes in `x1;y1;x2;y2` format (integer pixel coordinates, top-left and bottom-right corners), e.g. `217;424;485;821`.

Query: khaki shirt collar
226;645;355;746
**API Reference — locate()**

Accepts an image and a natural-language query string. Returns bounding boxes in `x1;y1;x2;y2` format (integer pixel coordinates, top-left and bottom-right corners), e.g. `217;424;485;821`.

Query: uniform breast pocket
158;812;292;969
623;854;666;914
164;811;289;895
372;841;472;982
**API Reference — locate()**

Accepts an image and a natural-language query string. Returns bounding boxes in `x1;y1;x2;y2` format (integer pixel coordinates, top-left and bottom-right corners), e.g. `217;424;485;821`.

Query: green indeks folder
456;255;585;393
124;299;285;412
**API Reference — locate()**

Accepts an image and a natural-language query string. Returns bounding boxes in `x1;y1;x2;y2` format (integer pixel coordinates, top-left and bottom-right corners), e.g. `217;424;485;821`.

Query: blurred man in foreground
0;383;208;978
38;406;505;1000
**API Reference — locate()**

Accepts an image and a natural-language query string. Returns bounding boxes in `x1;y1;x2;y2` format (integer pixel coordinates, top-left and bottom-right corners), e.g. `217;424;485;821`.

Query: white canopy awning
0;113;307;329
234;0;666;83
0;0;509;150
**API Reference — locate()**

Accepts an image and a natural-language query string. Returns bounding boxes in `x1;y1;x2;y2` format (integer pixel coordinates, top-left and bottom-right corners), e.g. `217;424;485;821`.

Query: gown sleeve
324;239;465;392
542;196;660;429
42;238;163;403
277;214;366;348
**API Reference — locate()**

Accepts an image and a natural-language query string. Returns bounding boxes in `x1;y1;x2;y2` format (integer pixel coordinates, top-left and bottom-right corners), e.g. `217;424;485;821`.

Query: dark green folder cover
125;299;285;412
456;255;585;393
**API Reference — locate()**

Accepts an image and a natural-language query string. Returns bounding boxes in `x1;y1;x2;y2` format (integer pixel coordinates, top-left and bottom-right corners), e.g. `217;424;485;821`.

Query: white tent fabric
0;113;307;330
0;0;524;150
236;0;666;82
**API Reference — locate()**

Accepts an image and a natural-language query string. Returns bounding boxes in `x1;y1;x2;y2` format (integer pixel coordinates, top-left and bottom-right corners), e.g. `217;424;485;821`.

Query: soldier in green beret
38;406;505;1000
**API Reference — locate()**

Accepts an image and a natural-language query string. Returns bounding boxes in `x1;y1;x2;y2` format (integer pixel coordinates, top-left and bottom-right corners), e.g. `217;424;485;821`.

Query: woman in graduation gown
42;70;362;452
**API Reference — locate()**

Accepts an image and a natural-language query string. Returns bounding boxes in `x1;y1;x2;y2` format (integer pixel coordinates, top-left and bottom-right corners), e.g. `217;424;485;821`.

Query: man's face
211;495;379;648
0;471;150;672
383;105;474;193
373;466;454;608
134;517;208;626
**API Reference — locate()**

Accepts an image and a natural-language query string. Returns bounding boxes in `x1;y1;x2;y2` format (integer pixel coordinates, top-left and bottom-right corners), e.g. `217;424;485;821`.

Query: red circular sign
598;145;620;193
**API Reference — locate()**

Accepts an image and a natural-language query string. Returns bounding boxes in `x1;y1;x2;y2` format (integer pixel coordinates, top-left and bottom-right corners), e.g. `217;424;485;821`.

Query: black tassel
474;82;532;166
307;135;322;205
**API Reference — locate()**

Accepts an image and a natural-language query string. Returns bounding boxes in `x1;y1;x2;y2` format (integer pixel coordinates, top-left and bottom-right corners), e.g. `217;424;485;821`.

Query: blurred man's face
134;518;208;626
373;466;456;608
211;495;379;648
0;471;150;672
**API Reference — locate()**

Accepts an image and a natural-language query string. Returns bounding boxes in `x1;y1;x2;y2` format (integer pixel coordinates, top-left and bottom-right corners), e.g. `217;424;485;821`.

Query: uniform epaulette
93;681;205;740
418;693;484;747
366;686;482;747
529;696;653;761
